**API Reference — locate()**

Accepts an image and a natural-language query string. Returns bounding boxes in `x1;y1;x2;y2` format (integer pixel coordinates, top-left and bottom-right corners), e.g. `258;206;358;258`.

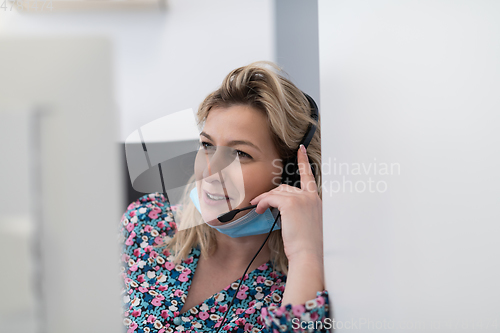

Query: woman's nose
200;148;234;179
202;166;222;183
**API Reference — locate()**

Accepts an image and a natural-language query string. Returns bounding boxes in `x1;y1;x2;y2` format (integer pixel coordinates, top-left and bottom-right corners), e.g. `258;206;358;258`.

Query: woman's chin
199;200;229;226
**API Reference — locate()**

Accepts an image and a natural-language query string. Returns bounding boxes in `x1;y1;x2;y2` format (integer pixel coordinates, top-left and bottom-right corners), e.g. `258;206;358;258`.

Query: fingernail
300;144;306;154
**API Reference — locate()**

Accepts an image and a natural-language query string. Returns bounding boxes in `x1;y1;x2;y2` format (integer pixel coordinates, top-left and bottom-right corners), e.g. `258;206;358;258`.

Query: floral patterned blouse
120;193;330;333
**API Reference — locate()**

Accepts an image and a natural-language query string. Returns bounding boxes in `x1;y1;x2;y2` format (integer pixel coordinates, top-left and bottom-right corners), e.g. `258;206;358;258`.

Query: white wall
319;1;500;331
0;0;275;141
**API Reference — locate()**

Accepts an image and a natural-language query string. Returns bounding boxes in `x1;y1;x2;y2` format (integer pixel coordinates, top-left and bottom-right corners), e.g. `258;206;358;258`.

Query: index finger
298;144;317;192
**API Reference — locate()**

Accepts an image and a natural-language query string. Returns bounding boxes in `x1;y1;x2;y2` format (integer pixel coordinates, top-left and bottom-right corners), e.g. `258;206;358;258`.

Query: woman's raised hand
250;144;323;265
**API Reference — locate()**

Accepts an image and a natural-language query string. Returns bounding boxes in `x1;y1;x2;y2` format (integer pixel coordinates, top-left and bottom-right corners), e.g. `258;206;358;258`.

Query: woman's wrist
287;250;323;266
289;252;325;287
281;252;325;306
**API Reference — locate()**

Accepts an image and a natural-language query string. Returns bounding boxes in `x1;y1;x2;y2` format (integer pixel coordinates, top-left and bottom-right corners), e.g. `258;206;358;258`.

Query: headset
280;93;319;188
215;92;319;332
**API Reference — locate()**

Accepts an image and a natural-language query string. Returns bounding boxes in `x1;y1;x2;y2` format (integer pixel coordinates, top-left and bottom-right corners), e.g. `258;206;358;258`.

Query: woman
120;62;329;332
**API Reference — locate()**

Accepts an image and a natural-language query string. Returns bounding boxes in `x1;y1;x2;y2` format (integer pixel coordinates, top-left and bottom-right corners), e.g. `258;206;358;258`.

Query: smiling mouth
206;192;229;201
204;189;231;201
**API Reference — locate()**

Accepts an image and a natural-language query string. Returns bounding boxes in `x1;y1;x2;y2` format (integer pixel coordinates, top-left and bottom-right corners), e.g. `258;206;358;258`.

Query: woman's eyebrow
228;140;262;153
200;131;214;141
200;131;261;152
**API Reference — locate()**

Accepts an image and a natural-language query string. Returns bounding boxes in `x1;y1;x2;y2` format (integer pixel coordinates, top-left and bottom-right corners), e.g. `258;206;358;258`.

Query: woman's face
194;104;282;226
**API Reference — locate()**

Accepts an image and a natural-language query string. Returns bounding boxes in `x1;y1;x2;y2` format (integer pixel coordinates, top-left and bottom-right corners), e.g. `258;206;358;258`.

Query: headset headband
301;92;319;149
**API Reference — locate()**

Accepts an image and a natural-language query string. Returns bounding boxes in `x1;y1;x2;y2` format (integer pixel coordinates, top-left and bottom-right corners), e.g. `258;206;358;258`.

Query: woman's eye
236;150;252;159
200;141;215;150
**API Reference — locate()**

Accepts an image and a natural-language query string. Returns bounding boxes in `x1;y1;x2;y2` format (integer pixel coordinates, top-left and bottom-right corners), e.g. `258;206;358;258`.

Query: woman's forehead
202;105;273;144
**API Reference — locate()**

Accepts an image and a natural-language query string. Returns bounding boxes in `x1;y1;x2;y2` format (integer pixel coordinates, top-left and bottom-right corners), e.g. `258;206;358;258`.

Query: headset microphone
217;204;257;223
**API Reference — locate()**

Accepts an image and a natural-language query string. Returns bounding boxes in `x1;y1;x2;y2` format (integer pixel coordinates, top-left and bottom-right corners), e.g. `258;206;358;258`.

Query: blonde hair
166;61;321;274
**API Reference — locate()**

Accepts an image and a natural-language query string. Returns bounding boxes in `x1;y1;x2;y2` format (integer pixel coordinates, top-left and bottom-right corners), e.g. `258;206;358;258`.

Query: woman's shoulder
120;192;179;248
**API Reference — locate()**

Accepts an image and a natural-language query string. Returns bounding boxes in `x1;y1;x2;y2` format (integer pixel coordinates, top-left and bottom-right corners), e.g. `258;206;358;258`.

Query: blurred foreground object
0;38;123;333
9;0;168;12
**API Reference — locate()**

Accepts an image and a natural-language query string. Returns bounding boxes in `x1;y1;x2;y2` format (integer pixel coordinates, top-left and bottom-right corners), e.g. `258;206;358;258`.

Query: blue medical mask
189;187;280;238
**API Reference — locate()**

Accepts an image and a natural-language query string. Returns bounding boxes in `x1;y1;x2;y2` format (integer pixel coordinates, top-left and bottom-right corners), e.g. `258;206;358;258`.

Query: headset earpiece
281;92;319;189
